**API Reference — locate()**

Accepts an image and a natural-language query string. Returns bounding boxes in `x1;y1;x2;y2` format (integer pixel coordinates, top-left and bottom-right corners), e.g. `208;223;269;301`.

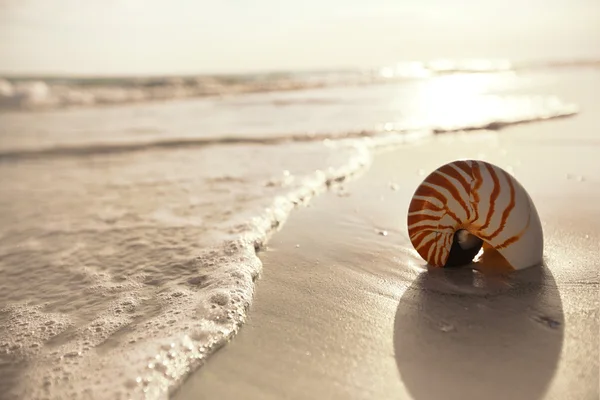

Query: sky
0;0;599;75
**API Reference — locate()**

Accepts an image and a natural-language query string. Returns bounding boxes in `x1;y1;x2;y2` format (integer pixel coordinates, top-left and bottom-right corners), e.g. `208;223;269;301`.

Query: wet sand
175;112;599;400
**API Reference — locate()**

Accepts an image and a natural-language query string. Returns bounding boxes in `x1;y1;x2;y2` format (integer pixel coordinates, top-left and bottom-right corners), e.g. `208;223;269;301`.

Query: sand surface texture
176;113;599;400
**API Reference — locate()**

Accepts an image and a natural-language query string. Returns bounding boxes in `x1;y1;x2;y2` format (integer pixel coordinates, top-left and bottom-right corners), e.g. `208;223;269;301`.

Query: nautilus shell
407;160;543;271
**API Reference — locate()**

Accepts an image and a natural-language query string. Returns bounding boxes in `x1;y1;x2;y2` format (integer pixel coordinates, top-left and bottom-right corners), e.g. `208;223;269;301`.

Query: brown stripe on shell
411;232;434;250
409;224;455;233
417;238;435;257
426;237;439;263
481;169;516;241
407;213;439;228
407;198;445;213
496;209;531;250
436;234;452;266
430;170;471;218
409;229;430;242
413;230;437;247
413;184;462;224
408;225;457;247
434;239;444;266
452;160;472;178
447;162;475;222
438;164;472;197
471;161;484;223
479;162;501;232
439;233;453;266
415;232;438;255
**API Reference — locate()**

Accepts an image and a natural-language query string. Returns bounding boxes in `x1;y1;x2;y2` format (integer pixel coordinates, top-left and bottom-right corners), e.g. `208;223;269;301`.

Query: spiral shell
407;160;543;271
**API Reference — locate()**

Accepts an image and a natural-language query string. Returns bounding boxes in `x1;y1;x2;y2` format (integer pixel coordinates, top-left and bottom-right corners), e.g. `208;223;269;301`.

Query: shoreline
1;67;598;400
174;117;599;399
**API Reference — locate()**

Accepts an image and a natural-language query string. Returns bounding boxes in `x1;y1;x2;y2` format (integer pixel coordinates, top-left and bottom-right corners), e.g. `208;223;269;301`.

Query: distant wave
0;107;578;162
0;71;377;111
1;58;597;112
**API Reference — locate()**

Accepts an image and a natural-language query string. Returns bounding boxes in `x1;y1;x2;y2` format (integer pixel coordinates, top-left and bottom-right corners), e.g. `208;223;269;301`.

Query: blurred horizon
1;0;599;76
1;58;600;80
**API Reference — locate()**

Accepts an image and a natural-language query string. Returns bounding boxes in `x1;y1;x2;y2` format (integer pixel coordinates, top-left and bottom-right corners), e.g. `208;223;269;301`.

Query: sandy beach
175;111;599;399
1;67;599;400
2;1;600;399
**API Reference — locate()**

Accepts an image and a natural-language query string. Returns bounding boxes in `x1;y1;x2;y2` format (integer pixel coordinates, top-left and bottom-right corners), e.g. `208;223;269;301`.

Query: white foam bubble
0;137;382;399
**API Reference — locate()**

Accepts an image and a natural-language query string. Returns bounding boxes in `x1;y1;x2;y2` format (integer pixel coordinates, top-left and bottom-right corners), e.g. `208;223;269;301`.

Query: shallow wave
0;138;388;400
0;105;578;163
0;131;378;161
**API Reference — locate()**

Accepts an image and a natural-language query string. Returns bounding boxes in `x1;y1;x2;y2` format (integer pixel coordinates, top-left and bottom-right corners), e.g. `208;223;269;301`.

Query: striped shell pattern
407;160;543;271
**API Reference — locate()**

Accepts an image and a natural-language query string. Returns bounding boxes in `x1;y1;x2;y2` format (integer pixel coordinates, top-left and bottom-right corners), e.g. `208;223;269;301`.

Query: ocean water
0;62;596;400
0;59;594;112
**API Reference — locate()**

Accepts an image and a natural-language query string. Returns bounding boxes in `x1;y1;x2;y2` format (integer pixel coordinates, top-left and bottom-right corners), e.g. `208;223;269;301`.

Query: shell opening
456;230;482;250
444;230;484;268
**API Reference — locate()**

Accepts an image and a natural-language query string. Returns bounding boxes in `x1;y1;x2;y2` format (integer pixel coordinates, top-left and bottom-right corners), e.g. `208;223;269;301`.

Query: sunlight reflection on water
386;72;577;131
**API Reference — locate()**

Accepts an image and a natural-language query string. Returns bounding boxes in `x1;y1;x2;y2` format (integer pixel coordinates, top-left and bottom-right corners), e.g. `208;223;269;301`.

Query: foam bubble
0;137;380;399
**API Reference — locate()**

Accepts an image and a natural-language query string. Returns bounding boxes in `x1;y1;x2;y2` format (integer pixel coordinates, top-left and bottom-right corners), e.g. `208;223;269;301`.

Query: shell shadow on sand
394;262;564;400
